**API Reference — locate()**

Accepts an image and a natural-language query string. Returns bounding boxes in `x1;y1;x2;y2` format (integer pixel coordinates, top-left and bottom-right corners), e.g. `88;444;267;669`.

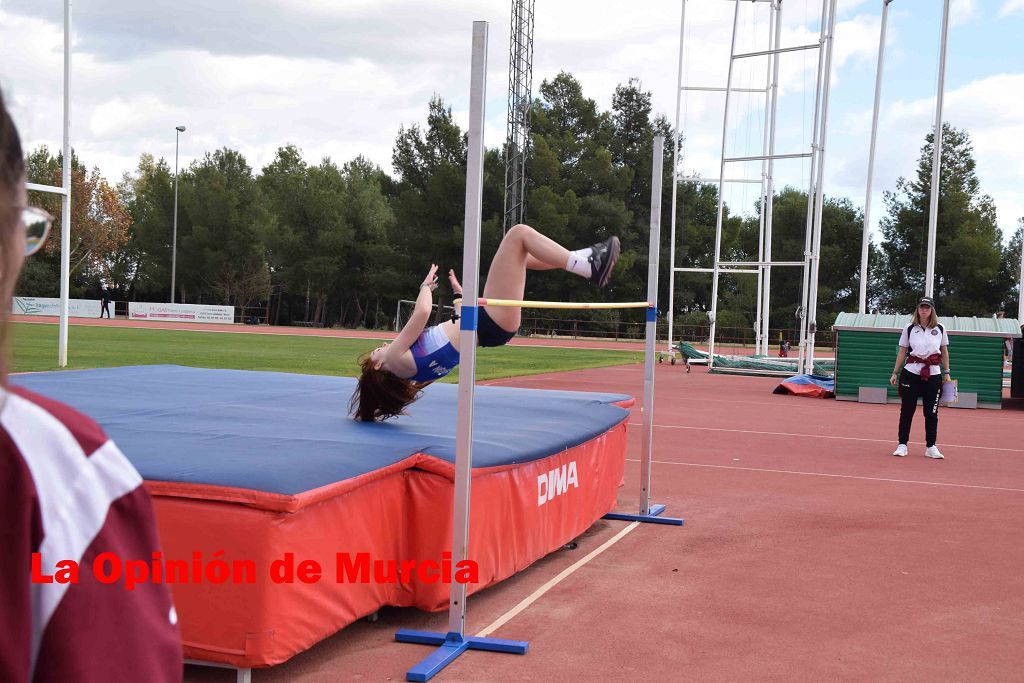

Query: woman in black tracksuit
888;296;951;459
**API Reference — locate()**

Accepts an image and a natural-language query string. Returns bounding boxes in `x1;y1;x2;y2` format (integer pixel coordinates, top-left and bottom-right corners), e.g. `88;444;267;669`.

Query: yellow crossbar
471;298;652;310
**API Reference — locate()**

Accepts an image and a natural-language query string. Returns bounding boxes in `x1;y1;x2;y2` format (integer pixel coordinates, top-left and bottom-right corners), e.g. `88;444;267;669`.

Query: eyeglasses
21;207;53;257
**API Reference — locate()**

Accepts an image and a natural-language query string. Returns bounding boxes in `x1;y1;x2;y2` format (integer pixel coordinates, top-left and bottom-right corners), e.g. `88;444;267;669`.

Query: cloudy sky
2;0;1022;240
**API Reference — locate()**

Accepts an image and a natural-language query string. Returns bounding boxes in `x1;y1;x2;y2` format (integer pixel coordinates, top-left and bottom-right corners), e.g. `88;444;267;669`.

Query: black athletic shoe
588;236;620;288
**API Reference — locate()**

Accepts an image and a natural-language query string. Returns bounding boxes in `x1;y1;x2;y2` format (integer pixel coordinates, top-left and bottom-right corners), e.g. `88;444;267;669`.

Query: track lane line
627;458;1024;493
475;521;640;638
628;423;1024;454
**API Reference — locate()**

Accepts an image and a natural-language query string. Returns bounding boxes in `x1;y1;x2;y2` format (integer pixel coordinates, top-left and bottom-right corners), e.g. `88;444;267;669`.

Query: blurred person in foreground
0;88;182;682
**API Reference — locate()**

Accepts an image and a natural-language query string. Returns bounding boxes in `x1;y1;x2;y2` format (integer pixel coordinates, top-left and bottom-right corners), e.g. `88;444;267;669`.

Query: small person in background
100;286;112;319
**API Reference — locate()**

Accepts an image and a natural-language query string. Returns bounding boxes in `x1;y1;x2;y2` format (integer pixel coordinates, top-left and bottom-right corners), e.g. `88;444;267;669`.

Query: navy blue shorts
477;307;517;347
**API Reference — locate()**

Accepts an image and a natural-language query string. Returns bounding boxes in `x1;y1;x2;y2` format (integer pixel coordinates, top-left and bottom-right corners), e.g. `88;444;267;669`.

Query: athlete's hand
889;372;898;386
448;269;463;296
422;264;439;290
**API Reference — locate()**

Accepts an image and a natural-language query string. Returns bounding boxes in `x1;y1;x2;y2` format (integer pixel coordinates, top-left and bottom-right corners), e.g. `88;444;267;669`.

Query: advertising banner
12;297;101;318
129;302;234;324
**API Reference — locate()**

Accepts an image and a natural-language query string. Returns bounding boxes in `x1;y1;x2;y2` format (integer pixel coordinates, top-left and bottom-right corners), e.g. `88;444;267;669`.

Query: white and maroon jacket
0;385;181;682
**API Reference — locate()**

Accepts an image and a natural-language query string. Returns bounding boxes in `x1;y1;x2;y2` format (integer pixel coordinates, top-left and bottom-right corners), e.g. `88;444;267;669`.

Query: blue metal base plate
602;503;684;526
395;630;528;681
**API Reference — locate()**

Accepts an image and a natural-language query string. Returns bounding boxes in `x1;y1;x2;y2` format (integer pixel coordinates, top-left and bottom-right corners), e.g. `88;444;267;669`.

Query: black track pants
898;368;942;447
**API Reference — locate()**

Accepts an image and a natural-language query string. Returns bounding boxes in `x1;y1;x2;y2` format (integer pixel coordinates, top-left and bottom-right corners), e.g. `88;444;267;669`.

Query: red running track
181;363;1023;681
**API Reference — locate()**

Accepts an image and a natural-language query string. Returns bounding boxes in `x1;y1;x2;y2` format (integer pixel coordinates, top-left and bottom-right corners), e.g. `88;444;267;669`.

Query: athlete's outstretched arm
387;264;438;360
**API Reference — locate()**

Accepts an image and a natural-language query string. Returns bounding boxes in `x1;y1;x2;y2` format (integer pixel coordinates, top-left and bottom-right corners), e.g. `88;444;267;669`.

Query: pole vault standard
395;24;680;682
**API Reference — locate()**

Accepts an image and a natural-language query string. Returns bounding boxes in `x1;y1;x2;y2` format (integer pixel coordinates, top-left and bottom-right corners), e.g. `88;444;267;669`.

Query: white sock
566;247;593;278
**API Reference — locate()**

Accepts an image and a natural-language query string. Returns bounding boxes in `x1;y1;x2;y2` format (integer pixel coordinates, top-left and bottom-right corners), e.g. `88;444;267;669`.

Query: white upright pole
640;135;664;516
760;0;782;356
925;0;950;299
860;0;892;314
755;4;775;356
447;20;488;638
57;0;72;368
1018;233;1024;323
797;0;830;374
668;0;686;355
807;0;839;371
709;0;741;366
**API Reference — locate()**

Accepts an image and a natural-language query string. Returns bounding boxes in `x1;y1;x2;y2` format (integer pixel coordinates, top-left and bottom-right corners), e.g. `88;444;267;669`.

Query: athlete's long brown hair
0;89;26;385
348;353;428;421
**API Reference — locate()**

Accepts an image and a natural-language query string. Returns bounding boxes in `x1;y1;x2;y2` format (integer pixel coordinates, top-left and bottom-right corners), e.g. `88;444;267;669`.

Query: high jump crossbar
475;298;651;310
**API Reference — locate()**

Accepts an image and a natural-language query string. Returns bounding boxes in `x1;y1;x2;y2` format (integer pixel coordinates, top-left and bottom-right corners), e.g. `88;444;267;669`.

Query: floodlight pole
172;125;185;303
925;0;950;299
860;0;893;313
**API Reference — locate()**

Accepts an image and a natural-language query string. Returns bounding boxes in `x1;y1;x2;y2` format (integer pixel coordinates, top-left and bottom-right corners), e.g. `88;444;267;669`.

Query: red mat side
151;469;410;669
404;419;628;610
150;419;627;668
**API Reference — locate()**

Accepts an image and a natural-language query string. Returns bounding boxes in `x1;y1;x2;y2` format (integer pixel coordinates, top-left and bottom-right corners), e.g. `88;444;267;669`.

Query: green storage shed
832;313;1021;410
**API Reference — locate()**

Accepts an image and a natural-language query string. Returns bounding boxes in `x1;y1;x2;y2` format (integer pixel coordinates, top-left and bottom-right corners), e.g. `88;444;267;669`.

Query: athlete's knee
507;223;534;240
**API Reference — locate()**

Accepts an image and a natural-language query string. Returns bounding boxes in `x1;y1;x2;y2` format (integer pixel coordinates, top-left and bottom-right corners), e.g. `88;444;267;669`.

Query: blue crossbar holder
603;503;684;526
395;630;529;681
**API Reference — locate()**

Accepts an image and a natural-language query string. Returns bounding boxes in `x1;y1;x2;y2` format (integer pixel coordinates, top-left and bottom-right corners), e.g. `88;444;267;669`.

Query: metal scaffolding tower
669;0;839;373
503;0;536;233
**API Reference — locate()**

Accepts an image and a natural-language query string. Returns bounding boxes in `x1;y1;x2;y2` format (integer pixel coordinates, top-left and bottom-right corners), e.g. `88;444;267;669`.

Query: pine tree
877;124;1012;315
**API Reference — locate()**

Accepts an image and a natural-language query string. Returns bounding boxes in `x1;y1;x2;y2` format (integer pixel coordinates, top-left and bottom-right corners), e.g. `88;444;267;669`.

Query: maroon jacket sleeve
0;429;40;682
1;388;182;683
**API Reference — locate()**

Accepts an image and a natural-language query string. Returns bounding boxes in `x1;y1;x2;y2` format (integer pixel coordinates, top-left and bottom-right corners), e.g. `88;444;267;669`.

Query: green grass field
9;323;643;381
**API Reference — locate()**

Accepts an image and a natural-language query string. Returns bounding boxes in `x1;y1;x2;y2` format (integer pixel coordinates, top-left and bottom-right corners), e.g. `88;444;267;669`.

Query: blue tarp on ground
773;374;835;398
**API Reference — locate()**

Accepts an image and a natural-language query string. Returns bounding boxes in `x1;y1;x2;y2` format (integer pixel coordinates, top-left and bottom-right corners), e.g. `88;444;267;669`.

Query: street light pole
172;125;186;303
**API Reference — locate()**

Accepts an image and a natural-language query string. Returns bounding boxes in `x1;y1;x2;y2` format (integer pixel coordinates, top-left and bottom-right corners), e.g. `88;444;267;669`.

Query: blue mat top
13;366;630;496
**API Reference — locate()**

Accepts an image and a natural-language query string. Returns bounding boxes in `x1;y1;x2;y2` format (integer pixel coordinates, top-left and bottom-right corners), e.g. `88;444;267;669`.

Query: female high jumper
350;224;619;421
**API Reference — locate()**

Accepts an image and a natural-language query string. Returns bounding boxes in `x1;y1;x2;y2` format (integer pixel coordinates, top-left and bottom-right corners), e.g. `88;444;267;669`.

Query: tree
876;125;1012;315
1001;218;1023;317
21;146;131;296
528;72;632;311
337;156;400;327
176;149;271;307
391;96;471;275
112;154;175;301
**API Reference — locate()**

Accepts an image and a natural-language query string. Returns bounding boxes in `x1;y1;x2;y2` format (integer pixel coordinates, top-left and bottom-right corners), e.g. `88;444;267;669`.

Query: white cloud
2;1;1020;237
951;0;978;26
832;74;1024;236
1000;0;1024;16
